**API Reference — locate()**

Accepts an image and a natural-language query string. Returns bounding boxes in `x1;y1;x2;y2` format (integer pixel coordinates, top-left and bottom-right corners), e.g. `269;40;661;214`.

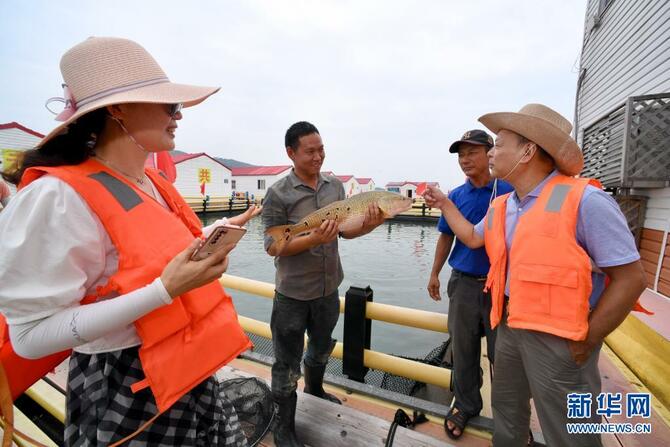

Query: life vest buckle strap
130;378;150;394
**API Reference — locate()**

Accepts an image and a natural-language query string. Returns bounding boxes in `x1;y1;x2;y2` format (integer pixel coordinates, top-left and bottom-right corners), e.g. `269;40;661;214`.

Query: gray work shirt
262;169;345;300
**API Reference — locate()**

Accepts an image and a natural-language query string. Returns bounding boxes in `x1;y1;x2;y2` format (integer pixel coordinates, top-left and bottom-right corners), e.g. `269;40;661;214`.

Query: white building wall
632;187;670;232
400;184;417;199
232;170;290;198
361;181;375;192
0;127;43;195
342;179;358;197
173;156;231;198
0;127;41;150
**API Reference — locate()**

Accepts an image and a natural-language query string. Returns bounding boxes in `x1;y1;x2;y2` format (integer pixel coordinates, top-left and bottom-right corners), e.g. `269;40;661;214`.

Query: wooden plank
639;248;660;264
640;259;658;277
639;239;661;255
217;364;452;447
600;346;670;446
641;228;664;242
658;280;670;297
644;272;656;288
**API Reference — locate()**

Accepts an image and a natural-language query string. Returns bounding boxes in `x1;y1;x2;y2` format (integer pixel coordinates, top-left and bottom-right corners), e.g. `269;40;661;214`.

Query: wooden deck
5;299;670;446
5;351;670;446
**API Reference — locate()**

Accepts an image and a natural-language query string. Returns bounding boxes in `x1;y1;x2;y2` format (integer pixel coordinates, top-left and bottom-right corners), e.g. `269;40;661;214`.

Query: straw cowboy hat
478;103;584;176
40;36;219;147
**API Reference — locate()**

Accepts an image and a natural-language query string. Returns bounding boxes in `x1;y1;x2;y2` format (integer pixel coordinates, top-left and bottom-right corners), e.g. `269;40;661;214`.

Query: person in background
427;129;513;439
424;103;646;446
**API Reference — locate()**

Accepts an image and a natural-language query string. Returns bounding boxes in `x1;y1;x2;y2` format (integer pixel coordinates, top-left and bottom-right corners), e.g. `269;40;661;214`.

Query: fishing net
378;339;453;396
220;377;274;446
243;332;454;398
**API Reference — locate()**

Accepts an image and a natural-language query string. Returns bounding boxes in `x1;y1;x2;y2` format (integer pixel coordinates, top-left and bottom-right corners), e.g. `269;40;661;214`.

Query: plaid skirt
64;346;248;446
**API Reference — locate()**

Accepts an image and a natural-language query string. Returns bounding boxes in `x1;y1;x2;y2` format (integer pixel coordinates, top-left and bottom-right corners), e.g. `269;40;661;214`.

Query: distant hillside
171;150;256;168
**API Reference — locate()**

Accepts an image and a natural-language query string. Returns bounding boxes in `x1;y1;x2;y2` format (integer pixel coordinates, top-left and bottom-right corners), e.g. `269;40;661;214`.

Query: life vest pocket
135;297;191;348
515;264;580;321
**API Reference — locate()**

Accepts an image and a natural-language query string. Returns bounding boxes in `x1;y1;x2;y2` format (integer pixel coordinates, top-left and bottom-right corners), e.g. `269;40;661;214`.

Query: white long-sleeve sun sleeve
0;175;171;357
9;278;170;359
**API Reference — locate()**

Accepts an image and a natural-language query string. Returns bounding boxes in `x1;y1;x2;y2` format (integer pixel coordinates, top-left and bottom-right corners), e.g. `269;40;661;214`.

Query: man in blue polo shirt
427;129;513;439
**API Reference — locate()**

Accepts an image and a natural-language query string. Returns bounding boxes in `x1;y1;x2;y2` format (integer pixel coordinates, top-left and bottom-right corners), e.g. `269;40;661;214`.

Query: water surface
203;215;451;358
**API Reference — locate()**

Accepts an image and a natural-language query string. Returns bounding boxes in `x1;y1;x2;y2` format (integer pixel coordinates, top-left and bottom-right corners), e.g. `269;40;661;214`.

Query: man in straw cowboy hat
0;37;257;446
424;104;647;446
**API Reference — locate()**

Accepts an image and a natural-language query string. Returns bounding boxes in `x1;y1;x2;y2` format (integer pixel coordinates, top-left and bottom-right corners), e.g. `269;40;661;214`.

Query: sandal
444;406;471;440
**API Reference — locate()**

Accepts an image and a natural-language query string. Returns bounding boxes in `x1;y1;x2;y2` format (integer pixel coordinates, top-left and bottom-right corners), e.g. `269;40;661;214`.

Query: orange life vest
484;174;600;341
0;159;251;412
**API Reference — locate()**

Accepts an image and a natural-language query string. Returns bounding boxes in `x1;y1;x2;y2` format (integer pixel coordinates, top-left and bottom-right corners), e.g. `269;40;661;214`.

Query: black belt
453;269;487;282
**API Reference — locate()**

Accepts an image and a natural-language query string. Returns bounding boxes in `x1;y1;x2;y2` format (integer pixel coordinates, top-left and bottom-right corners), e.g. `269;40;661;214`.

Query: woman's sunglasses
168;103;183;118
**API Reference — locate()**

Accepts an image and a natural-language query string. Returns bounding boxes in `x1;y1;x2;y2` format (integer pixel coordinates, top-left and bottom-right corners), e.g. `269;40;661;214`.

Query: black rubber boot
273;392;304;447
303;364;342;404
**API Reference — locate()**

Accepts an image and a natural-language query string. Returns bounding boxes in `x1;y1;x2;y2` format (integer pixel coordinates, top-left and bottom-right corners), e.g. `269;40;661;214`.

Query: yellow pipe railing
237;316;451;389
221;274;448;333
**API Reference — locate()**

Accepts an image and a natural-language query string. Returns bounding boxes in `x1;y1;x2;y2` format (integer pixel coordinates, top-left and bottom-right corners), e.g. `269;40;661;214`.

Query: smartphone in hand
191;225;247;261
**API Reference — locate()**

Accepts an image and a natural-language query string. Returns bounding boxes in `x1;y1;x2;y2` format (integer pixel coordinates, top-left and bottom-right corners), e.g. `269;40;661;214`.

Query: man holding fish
262;121;411;446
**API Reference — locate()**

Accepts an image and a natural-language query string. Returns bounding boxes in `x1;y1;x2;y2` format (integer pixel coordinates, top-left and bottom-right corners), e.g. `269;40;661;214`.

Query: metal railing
184;196;260;213
401;199;442;219
220;274;451;389
184;194;442;219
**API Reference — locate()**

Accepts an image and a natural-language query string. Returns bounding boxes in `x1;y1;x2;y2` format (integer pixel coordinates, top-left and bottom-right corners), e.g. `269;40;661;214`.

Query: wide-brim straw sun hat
478;103;584;176
39;36;220;147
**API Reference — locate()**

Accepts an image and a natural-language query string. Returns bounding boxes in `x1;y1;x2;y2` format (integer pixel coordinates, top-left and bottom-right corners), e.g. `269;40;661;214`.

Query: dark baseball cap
448;129;494;153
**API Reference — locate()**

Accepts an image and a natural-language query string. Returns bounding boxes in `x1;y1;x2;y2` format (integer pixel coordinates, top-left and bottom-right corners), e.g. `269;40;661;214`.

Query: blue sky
0;0;587;189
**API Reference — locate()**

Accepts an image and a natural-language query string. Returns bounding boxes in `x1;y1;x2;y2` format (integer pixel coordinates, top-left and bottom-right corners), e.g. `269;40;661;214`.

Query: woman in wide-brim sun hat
0;37;250;446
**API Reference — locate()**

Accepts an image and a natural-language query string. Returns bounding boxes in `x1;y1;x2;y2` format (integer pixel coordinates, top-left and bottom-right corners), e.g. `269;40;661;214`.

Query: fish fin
265;224;293;253
379;208;391;219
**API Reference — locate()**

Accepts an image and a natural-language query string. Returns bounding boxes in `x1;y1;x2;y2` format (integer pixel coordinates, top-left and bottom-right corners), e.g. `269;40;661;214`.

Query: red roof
0;122;44;139
385;181;439;187
231;165;292;176
170;152;231;170
335;175;354;182
356;178;372;184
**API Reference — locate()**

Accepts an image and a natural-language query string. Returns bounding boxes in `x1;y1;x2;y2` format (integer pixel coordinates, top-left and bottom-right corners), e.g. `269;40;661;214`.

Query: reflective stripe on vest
545;183;571;213
487;207;495;230
89;172;143;211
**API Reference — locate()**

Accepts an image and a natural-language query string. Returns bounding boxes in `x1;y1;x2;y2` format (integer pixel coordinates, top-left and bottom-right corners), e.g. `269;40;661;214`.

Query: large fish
265;191;412;251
